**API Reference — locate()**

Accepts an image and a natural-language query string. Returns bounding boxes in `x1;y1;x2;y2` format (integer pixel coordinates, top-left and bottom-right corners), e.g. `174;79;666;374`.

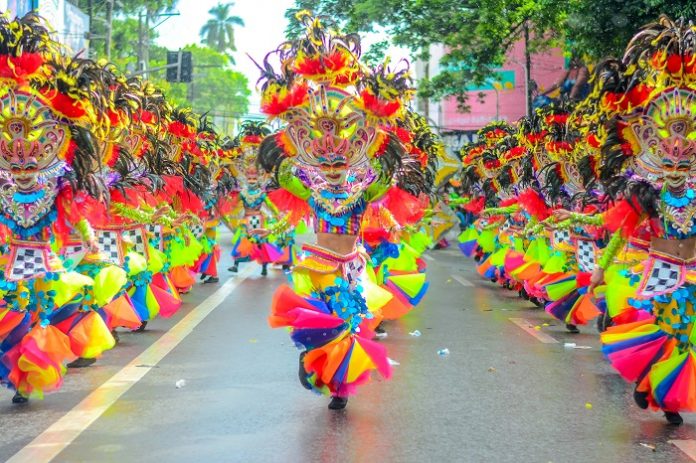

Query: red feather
464;197;485;214
359;90;401;118
39;88;86;119
381;187;424;225
603;198;644;237
64;139;78;165
0;53;43;80
261;83;309;116
517;188;550;220
267;189;311;225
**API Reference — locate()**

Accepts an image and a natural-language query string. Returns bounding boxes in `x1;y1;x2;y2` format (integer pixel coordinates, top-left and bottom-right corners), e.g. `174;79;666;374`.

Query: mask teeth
36;161;66;180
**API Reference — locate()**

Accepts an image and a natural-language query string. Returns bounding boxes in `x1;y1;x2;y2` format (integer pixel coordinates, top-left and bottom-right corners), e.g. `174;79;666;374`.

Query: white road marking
7;268;253;463
670;440;696;461
509;318;559;344
451;274;473;287
423;254;434;262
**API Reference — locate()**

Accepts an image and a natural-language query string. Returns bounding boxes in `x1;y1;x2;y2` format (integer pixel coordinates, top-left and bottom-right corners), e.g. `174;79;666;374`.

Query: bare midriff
316;232;358;256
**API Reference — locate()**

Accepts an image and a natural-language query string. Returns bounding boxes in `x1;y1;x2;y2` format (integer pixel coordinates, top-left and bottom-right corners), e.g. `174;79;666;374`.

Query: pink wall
441;40;566;131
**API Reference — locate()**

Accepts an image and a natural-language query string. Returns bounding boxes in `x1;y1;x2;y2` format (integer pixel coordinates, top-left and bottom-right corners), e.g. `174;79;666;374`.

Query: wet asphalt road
1;239;695;463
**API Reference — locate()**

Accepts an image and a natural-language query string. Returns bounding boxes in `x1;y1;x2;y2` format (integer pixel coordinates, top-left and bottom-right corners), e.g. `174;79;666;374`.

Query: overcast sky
156;0;410;113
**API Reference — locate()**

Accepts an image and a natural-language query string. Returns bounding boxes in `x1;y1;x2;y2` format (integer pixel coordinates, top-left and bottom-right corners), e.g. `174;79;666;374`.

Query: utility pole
143;9;150;78
87;0;93;58
105;0;113;60
523;23;532;117
419;46;430;121
137;11;143;70
188;81;195;105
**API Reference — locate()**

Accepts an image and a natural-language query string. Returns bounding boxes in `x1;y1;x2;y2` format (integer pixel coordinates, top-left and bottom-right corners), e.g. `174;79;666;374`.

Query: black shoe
298;352;313;390
566;323;580;334
228;265;238;273
199;274;207;281
135;321;148;332
633;386;649;410
261;265;268;276
12;392;28;404
519;288;530;300
111;330;120;344
282;265;291;272
67;357;97;369
203;276;219;284
596;311;612;333
664;411;684;425
375;323;386;334
328;396;348;410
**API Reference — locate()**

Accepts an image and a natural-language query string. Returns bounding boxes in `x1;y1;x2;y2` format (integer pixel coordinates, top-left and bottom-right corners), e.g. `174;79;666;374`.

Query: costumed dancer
258;12;432;409
576;16;696;425
0;15;115;402
360;110;437;322
223;121;286;277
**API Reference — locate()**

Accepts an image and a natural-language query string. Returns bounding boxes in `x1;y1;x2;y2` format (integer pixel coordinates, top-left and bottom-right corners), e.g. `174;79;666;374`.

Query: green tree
288;0;696;110
287;0;566;111
200;2;245;63
90;19;250;133
565;0;696;60
166;45;251;133
70;0;178;58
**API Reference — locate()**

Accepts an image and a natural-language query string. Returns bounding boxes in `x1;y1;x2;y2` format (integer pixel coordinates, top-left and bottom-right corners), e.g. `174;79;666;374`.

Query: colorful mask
285;86;378;215
624;87;696;194
0;87;69;228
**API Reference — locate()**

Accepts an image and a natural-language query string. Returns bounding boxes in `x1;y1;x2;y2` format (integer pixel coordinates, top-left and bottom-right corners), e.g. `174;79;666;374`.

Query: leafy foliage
83;6;250;134
287;0;696;108
200;2;245;63
166;44;250;119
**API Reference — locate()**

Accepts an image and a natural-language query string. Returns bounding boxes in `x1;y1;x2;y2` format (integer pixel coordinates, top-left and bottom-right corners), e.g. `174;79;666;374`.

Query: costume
257;13;433;407
588;17;696;423
221;122;288;276
453;16;696;426
0;15;117;399
0;13;236;402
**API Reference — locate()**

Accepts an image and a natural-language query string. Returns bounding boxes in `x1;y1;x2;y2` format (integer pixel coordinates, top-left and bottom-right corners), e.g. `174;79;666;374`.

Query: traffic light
180;51;192;83
166;51;193;83
166;51;178;82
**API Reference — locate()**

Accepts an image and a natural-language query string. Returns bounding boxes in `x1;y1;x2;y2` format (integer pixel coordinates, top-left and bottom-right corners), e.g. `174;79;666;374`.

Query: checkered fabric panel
342;257;365;288
576;240;596;272
247;215;262;230
96;230;121;264
191;224;204;238
9;246;48;281
641;259;682;296
553;230;571;246
146;224;163;249
146;224;162;239
125;228;147;255
65;243;84;256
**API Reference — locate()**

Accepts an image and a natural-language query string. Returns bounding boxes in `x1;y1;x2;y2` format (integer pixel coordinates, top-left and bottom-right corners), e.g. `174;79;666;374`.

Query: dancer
590;16;696;426
222;122;285;277
258;12;432;409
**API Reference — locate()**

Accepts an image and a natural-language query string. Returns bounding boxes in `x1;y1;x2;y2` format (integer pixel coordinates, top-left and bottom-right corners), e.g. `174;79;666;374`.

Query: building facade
1;0;89;54
415;41;567;153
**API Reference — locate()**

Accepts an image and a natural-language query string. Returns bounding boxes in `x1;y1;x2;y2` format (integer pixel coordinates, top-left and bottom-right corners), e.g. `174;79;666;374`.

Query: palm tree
200;2;245;63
